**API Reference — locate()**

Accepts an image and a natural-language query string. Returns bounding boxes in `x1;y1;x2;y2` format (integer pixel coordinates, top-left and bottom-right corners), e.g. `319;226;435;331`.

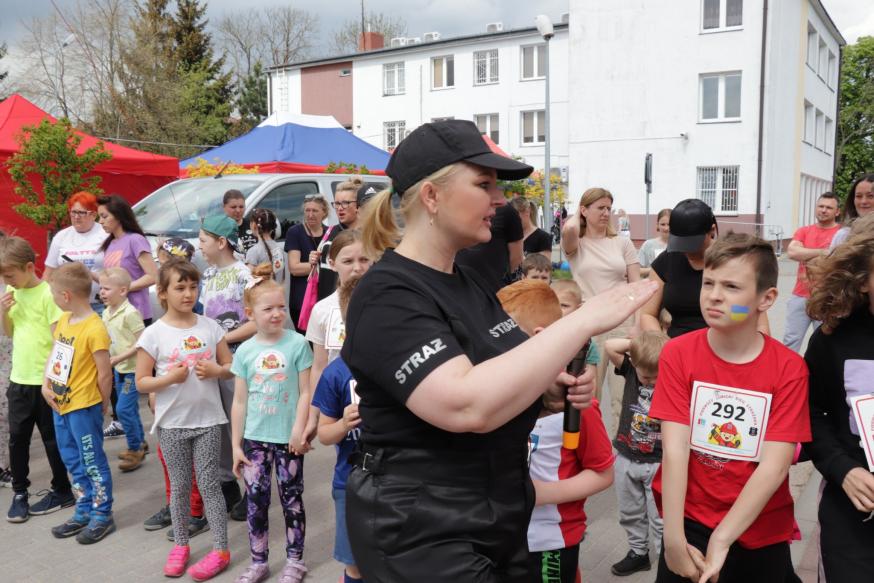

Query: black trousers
7;382;71;494
820;480;874;580
527;544;580;583
655;518;794;583
346;446;535;583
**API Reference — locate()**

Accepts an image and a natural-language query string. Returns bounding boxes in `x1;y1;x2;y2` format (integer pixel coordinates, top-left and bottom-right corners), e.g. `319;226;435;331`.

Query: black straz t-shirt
523;228;553;256
651;251;707;338
455;204;524;293
342;249;539;450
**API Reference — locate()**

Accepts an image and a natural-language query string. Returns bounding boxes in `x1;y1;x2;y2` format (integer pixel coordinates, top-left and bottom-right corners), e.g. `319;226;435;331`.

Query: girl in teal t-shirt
229;269;313;583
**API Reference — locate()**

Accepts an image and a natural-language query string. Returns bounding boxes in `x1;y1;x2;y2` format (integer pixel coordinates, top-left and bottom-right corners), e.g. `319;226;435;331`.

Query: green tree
7;118;111;233
236;61;267;132
835;36;874;198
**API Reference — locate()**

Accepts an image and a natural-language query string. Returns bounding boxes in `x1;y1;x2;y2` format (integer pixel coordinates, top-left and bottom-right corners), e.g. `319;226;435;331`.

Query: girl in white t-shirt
136;259;234;581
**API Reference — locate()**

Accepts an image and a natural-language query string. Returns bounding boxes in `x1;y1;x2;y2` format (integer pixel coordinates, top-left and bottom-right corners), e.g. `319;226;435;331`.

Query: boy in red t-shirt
649;233;810;583
497;280;614;583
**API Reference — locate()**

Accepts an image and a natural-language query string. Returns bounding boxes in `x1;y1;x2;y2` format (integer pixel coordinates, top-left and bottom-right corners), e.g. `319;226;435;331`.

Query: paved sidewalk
0;256;823;582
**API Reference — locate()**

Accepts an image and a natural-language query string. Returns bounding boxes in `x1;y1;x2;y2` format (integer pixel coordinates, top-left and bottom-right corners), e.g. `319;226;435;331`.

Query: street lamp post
535;15;554;235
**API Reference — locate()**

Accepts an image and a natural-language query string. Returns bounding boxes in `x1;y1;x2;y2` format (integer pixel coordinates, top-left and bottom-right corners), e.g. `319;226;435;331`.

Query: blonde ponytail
361;188;399;260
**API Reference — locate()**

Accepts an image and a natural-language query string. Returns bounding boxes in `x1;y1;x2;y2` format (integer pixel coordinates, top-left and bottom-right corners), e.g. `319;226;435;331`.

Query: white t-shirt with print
137;316;228;432
45;223;107;299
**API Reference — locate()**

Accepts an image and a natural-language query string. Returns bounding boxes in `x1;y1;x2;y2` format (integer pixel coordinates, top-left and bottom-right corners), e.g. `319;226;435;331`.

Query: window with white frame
815;110;825;150
807;25;818;69
697;166;739;214
521;110;546;144
803;101;814;144
475;113;499;144
824;117;834;155
384;121;406;149
700;72;741;121
818;39;828;79
474;49;499;85
432;55;455;89
702;0;743;31
521;45;546;80
383;62;405;95
827;51;837;89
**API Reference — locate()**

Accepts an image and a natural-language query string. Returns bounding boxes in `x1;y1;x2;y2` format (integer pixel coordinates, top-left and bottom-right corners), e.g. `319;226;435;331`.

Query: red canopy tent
0;94;179;264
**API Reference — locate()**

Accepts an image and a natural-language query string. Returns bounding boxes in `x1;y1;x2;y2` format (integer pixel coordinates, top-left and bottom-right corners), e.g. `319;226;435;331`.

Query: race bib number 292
689;381;772;462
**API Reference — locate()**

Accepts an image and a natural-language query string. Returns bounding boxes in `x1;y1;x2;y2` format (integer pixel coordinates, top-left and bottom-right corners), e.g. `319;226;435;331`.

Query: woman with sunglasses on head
44;192;108;314
341;120;657;582
285;195;329;331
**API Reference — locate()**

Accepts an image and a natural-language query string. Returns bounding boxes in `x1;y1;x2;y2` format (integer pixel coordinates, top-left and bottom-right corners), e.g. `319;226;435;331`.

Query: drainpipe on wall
755;0;769;232
833;44;844;186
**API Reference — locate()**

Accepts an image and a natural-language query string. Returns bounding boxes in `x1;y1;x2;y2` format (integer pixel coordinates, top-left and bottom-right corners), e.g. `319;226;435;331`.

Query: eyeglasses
332;201;357;209
70;210;92;217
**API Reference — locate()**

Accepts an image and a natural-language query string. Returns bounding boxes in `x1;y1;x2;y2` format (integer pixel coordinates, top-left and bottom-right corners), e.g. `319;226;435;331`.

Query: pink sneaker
235;562;269;583
187;550;231;582
163;545;190;578
278;558;307;583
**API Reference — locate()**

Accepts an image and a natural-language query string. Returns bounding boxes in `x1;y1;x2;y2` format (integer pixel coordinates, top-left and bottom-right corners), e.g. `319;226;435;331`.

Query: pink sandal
163;545;190;578
187;550;231;582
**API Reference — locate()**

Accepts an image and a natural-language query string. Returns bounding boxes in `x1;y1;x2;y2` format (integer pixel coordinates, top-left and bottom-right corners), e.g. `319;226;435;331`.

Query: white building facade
268;24;570;175
567;0;844;241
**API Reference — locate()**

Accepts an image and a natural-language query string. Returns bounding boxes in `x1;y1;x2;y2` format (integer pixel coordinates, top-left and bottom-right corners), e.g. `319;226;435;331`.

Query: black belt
349;445;528;487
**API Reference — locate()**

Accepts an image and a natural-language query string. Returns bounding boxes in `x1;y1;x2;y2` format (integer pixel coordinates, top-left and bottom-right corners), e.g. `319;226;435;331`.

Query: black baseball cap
666;199;717;253
357;183;378;206
386;120;533;194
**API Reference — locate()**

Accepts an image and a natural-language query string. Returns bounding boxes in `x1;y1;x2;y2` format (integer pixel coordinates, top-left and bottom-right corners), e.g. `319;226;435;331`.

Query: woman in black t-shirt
284;195;329;330
342;120;657;582
510;196;553;259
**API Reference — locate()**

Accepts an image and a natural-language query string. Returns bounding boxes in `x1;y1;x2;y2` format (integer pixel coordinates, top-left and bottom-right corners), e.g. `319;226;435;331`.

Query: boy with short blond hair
551;280;583;317
520;253;552;283
605;331;670;576
651;233;809;582
0;236;74;522
43;261;116;543
99;267;147;471
497;279;613;583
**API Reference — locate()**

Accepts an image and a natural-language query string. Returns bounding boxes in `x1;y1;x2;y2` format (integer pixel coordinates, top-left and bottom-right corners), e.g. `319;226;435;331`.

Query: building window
384;121;406;149
702;0;743;31
474;49;499;85
827;51;837;89
803;101;814;144
339;68;351;77
807;25;818;69
814;110;825;150
697;166;739;214
700;72;741;121
475;113;499;144
383;62;405;95
521;110;546;145
824;117;834;155
521;45;546;80
818;39;828;79
432;55;455;89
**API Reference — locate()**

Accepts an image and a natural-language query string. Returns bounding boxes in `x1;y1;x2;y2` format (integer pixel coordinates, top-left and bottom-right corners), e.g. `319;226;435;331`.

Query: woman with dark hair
830;173;874;249
96;194;158;324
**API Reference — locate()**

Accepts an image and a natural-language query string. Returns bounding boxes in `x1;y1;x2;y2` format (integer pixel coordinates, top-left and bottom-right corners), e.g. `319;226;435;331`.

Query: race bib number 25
689;381;772;462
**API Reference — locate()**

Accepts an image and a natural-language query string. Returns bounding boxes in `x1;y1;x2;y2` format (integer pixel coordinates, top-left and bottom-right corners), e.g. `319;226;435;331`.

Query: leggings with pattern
242;438;306;563
159;425;228;550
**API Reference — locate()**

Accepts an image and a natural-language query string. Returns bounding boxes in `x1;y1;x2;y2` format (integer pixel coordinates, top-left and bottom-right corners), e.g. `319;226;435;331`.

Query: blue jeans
114;371;144;451
332;486;355;565
53;403;113;517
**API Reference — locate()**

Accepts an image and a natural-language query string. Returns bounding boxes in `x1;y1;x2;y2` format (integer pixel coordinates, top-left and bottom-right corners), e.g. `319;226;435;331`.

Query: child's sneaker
6;492;29;523
29;489;75;515
164;544;191;578
234;563;270;583
278;558;307;583
76;515;116;544
0;467;12;488
187;550;230;582
103;420;125;438
166;515;210;540
144;505;172;530
51;511;91;538
610;550;651;576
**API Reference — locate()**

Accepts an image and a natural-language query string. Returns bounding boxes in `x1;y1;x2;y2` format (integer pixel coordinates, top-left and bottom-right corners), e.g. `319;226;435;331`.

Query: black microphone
563;341;591;450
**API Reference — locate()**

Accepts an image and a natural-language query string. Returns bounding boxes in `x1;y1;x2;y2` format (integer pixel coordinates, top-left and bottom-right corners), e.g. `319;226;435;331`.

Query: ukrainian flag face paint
729;305;750;322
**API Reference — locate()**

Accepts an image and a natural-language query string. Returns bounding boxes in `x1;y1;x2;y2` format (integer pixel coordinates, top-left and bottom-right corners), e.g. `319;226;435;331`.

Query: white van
133;173;390;315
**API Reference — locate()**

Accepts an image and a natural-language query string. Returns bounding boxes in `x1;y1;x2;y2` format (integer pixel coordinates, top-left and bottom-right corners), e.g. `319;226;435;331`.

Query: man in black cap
340;119;657;582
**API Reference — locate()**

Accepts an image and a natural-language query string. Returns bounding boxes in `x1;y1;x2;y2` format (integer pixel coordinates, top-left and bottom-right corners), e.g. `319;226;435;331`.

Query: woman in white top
44;192;108;312
561;187;640;425
638;208;671;278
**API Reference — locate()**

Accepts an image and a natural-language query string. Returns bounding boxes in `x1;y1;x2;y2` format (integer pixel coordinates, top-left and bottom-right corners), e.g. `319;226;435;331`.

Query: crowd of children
5;181;874;583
